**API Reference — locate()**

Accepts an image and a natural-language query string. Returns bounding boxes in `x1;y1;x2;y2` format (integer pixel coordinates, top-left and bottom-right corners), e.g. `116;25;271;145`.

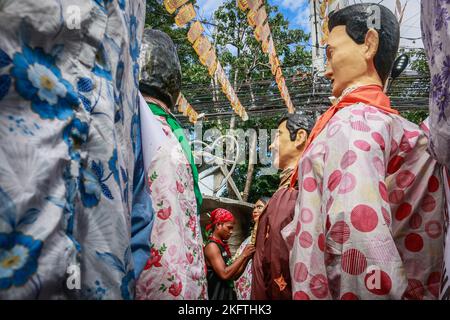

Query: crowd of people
0;1;449;300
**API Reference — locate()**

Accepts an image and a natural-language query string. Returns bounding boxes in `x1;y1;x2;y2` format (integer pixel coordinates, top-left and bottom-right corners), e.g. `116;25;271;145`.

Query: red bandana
205;208;235;232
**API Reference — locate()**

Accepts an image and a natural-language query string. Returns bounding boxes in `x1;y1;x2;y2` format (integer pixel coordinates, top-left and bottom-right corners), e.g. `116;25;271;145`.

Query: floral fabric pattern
10;45;79;120
135;115;207;300
421;0;450;167
234;237;252;300
421;1;450;300
0;0;146;299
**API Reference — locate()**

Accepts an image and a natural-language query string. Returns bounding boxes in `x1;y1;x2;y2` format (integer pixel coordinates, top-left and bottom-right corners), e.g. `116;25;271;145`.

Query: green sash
147;103;203;215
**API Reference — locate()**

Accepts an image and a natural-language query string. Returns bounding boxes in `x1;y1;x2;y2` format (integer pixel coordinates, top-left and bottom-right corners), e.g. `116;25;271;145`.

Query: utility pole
309;0;349;89
310;0;325;78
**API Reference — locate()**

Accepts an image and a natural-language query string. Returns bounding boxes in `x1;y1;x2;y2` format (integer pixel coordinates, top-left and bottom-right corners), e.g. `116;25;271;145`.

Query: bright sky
196;0;423;49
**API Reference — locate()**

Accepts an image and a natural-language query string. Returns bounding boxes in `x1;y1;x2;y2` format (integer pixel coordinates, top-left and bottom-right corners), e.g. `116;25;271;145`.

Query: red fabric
290;85;399;188
251;187;298;300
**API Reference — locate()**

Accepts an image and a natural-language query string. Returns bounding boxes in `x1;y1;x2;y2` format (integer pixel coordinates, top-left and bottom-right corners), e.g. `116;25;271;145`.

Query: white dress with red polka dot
283;103;446;300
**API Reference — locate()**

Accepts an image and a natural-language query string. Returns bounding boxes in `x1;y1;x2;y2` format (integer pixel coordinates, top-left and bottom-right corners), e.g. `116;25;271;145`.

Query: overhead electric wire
176;73;430;124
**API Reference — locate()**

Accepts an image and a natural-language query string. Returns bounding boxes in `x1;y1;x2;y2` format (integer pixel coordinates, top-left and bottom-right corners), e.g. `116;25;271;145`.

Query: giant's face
325;26;367;97
270;120;299;170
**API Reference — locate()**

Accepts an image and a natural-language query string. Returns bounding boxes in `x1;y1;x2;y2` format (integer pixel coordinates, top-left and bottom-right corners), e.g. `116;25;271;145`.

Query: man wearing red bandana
204;208;255;300
282;4;447;300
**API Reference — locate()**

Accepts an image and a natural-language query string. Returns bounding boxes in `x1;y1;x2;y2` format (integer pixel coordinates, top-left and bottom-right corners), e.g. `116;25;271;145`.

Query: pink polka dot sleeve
289;106;411;300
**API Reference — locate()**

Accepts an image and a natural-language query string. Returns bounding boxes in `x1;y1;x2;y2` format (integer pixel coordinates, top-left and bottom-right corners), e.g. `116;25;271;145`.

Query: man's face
217;221;234;241
325;25;368;97
270;120;299;170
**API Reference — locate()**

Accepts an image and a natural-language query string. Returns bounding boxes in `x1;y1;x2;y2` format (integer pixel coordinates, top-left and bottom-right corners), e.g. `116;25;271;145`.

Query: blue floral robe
421;0;450;300
0;0;149;299
421;0;450;168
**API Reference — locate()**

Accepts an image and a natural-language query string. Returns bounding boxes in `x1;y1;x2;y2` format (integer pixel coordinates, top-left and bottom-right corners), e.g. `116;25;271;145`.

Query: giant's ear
364;28;379;61
295;129;307;150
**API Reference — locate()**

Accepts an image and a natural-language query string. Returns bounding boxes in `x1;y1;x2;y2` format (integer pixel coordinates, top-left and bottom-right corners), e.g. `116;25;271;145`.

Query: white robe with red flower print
282;103;446;300
234;236;253;300
135;108;207;300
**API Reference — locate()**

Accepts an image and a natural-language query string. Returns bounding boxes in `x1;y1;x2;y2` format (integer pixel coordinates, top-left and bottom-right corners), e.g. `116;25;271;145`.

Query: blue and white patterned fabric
421;0;450;168
0;0;150;299
421;0;450;300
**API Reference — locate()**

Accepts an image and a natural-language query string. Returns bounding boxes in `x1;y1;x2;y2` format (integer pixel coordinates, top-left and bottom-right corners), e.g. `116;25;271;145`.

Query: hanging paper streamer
247;0;262;11
193;35;212;60
190;28;248;120
189;107;199;123
238;0;249;11
306;0;344;75
261;29;271;53
200;48;218;76
174;3;196;27
164;0;189;14
317;0;345;46
254;6;267;26
254;22;270;43
177;94;188;114
215;63;228;90
276;76;286;94
215;63;249;121
187;21;204;44
267;37;275;58
176;93;199;123
275;67;283;84
247;10;256;27
238;0;295;113
164;1;248;120
193;36;219;77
